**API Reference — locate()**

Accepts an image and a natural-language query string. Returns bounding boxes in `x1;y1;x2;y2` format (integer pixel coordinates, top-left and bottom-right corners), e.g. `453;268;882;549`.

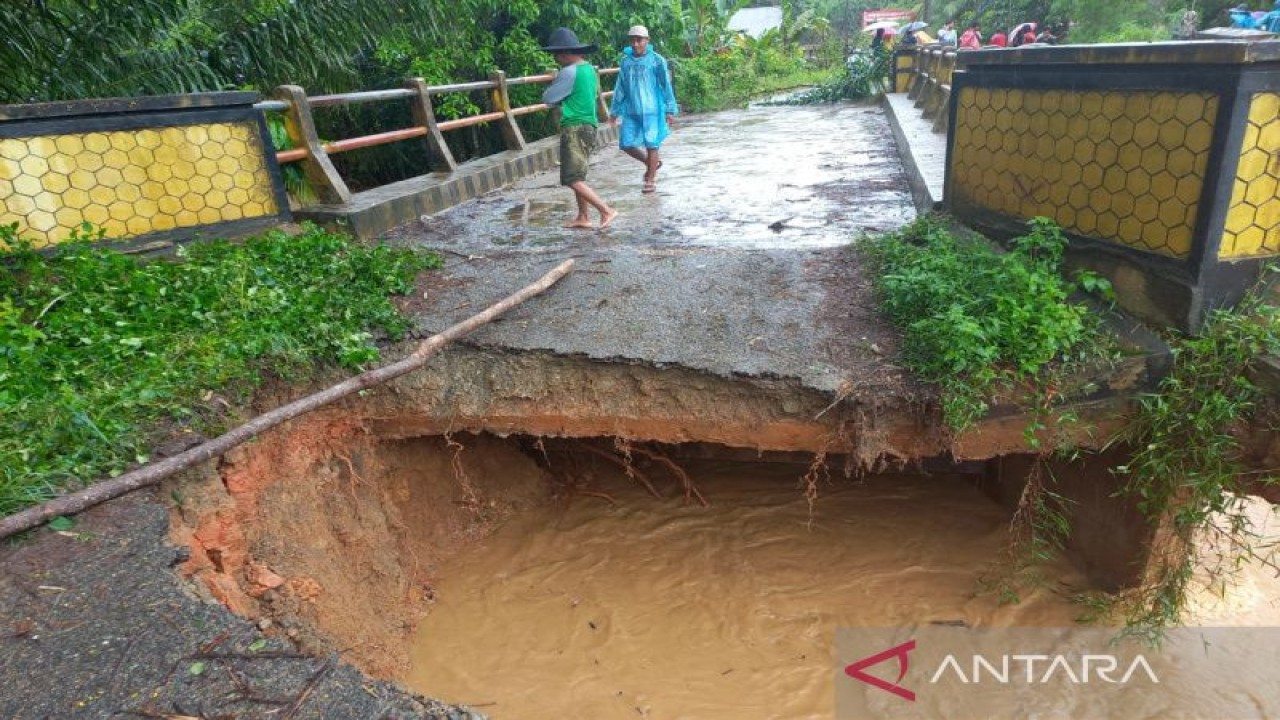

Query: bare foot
599;208;618;228
563;218;593;229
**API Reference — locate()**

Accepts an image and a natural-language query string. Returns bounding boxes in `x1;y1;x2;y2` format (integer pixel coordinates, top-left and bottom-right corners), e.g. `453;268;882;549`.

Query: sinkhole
160;347;1258;718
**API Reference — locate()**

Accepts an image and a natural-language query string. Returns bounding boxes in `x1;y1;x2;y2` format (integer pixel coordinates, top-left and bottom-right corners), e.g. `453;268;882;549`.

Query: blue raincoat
609;47;678;149
1265;1;1280;32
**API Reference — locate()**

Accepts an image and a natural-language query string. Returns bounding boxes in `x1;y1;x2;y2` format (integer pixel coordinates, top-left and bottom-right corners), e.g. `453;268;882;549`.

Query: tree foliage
0;0;686;103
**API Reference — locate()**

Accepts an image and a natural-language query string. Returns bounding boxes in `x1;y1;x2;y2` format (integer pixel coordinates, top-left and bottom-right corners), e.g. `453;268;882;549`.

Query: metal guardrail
252;68;619;205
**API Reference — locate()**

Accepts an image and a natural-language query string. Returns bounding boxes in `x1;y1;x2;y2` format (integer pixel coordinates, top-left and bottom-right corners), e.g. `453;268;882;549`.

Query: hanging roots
533;438;708;506
627;444;708;507
801;448;830;523
443;430;482;512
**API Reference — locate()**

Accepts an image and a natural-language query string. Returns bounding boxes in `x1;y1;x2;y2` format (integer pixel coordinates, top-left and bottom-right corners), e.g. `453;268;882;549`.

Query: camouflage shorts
559;124;597;186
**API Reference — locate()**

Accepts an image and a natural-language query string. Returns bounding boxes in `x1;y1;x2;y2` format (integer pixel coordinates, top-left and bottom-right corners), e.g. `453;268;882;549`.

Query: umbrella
1010;22;1037;38
863;20;900;33
902;21;928;32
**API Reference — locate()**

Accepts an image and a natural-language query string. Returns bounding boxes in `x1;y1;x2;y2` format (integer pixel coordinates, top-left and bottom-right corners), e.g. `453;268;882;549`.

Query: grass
861;216;1114;431
765;48;893;105
862;216;1117;603
865;218;1280;639
1112;265;1280;641
0;222;440;515
676;51;836;113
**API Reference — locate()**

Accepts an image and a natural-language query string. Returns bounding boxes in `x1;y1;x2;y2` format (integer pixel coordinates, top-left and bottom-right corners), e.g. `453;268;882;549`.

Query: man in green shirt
541;27;617;229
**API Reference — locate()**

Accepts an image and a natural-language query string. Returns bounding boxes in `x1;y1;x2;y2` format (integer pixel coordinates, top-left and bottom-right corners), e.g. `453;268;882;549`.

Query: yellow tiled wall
951;88;1218;259
0;121;277;249
1221;92;1280;258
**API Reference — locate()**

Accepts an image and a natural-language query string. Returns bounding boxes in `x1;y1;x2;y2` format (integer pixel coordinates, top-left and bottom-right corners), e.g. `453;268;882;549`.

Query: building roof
727;7;784;39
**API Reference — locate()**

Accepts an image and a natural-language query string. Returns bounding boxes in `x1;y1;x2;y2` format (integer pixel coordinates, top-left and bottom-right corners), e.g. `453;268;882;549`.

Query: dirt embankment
163;339;1136;686
169;416;550;680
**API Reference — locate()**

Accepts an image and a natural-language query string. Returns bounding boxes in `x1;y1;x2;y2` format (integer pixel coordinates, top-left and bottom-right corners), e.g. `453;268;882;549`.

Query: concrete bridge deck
385;102;922;398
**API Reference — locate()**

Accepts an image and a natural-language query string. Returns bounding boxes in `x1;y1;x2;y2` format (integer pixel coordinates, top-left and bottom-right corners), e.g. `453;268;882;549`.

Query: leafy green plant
1112;265;1280;642
863;216;1111;431
0;222;440;515
766;47;890;105
265;114;317;205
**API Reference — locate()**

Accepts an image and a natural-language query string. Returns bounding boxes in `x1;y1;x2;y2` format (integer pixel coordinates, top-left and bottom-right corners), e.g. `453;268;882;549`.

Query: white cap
627;25;650;38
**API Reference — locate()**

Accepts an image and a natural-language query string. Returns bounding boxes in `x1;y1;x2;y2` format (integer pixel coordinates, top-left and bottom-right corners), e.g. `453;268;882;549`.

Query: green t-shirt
558;63;599;127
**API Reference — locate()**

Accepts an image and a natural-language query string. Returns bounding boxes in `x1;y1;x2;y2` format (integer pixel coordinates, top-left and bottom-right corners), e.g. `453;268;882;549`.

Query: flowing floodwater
404;460;1280;719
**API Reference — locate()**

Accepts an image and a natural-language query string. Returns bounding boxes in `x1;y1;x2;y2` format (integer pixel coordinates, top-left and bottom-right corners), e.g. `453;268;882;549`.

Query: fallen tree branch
0;259;576;540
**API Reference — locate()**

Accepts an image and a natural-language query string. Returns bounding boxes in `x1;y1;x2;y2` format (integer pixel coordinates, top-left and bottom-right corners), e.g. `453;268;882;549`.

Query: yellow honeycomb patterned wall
0;122;277;248
951;88;1218;259
1221;92;1280;259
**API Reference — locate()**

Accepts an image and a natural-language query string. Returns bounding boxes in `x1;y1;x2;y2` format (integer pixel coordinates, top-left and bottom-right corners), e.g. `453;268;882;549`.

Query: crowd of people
935;20;1067;49
868;19;1068;53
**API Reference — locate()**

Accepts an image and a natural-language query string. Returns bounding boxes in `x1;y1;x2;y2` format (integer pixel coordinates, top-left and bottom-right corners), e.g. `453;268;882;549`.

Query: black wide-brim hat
542;27;598;54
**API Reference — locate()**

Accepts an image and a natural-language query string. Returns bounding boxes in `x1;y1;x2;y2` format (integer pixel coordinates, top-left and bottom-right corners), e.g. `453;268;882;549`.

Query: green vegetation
1112;266;1280;641
1;0;1240;108
676;42;832;112
862;216;1112;431
865;221;1279;639
0;223;439;515
765;47;891;104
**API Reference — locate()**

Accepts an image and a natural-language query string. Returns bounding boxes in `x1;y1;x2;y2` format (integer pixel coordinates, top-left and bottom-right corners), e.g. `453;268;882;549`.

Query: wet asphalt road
387;101;917;395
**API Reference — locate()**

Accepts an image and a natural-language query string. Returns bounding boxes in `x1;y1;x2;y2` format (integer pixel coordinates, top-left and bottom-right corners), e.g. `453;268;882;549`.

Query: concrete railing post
908;49;928;101
931;51;955;134
273;85;351;204
405;78;458;173
922;50;946;119
487;70;527;152
594;67;610;122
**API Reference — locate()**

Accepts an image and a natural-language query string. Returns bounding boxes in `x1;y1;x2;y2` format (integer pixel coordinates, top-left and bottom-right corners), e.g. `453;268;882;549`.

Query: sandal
642;181;656;194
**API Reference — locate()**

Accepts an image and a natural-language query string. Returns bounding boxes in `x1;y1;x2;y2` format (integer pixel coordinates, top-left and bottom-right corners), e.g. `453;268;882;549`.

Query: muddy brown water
401;458;1280;719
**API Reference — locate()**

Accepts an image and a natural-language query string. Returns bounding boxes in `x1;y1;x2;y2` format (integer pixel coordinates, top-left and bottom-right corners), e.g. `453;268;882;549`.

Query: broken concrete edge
296;125;620;240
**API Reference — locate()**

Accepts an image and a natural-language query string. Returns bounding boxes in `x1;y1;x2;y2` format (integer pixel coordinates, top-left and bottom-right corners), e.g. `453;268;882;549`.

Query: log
0;259;576;539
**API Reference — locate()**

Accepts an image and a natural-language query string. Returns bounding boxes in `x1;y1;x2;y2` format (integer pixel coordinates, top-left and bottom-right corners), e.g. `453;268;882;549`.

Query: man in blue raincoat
1230;4;1259;28
1263;0;1280;31
608;25;679;193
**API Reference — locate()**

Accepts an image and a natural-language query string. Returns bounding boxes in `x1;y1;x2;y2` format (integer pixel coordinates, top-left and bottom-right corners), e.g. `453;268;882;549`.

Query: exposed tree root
626;444;708;507
575;442;663;499
444;431;482;512
801;448;830;521
525;438;708;507
576;490;620;506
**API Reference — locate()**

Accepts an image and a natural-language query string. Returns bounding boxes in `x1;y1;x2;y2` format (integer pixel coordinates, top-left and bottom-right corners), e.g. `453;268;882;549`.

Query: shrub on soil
861;216;1112;430
0;222;439;515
